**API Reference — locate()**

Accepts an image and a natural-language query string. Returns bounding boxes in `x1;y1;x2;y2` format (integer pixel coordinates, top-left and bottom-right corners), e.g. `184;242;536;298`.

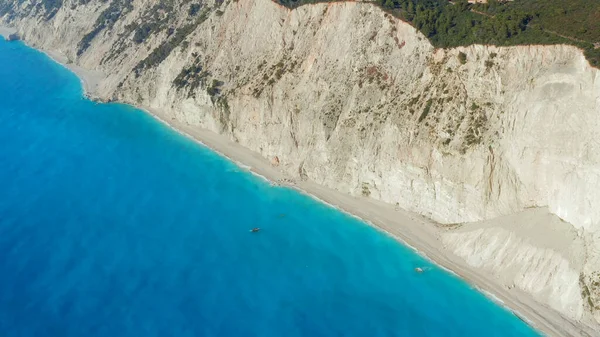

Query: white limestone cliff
2;0;599;331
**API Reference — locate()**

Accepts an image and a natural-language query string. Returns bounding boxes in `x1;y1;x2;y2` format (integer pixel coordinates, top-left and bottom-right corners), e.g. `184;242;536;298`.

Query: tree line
278;0;600;68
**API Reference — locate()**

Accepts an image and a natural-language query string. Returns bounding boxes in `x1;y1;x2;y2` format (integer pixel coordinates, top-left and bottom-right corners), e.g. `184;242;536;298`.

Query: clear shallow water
0;39;540;337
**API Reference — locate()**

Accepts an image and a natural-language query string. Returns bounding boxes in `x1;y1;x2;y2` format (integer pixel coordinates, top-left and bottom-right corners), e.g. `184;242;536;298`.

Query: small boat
250;228;261;233
414;267;424;273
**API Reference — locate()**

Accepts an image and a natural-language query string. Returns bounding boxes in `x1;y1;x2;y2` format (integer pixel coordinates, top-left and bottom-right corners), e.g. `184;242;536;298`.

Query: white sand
4;26;588;335
0;25;105;96
44;50;105;97
143;108;586;337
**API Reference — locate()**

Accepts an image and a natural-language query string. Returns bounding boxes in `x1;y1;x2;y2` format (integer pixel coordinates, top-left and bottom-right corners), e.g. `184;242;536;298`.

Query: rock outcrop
2;0;599;330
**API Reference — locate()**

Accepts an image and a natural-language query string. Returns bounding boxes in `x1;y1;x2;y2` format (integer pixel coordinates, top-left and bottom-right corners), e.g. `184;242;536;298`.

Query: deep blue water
0;39;540;337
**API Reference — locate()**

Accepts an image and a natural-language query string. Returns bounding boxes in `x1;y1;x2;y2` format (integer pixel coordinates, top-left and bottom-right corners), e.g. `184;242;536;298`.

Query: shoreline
137;108;582;337
0;26;106;97
2;27;590;337
43;49;105;97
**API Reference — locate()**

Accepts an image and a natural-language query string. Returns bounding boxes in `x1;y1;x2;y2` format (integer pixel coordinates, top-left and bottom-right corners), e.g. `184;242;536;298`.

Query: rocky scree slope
2;0;600;330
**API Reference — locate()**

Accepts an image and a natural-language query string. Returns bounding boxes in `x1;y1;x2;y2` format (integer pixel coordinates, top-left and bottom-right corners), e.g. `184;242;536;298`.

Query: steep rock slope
2;0;600;329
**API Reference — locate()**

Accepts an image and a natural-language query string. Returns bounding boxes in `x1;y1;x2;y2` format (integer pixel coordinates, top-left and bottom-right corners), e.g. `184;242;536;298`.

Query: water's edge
6;36;576;336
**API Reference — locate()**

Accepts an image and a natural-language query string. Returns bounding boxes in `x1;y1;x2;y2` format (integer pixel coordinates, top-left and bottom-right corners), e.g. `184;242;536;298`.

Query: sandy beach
0;25;105;96
1;24;591;336
44;49;105;96
143;108;584;337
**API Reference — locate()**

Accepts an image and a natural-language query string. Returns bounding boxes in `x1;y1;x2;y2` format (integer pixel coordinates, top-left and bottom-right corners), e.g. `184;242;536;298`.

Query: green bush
134;9;211;75
77;0;133;55
458;52;467;64
277;0;600;68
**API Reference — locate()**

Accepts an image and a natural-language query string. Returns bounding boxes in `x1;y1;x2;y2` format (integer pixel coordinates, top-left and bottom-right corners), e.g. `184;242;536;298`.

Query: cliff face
2;0;600;329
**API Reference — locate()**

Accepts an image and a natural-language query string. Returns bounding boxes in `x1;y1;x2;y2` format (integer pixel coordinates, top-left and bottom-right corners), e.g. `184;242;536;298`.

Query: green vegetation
127;0;199;44
457;51;466;64
41;0;63;19
133;8;211;75
173;58;211;97
0;0;63;20
206;79;224;97
510;0;600;43
77;0;133;55
174;63;206;89
0;3;11;18
278;0;600;68
361;183;371;197
134;23;196;74
79;0;201;56
173;57;226;100
418;99;433;122
188;3;202;15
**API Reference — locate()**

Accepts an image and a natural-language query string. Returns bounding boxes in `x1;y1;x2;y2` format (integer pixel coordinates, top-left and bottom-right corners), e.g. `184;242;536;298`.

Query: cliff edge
2;0;599;333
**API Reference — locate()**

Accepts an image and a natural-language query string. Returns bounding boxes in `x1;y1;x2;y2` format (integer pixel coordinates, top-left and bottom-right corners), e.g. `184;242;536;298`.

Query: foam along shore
0;26;105;97
143;109;588;337
43;49;105;97
10;31;594;337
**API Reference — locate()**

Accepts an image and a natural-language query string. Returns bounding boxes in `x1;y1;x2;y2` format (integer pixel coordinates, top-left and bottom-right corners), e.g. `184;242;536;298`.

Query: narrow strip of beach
1;25;588;337
1;27;105;96
44;50;105;96
144;108;580;337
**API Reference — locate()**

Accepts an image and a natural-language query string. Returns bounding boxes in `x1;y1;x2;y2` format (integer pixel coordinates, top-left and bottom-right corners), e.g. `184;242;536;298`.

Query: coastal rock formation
440;209;593;323
2;0;600;332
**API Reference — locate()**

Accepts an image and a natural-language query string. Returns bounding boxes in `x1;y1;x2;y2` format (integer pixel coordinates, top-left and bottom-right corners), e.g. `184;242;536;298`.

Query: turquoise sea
0;39;540;337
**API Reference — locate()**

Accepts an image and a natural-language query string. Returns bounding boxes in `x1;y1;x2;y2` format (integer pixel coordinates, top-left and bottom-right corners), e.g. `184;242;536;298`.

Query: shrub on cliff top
457;52;467;65
277;0;600;68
